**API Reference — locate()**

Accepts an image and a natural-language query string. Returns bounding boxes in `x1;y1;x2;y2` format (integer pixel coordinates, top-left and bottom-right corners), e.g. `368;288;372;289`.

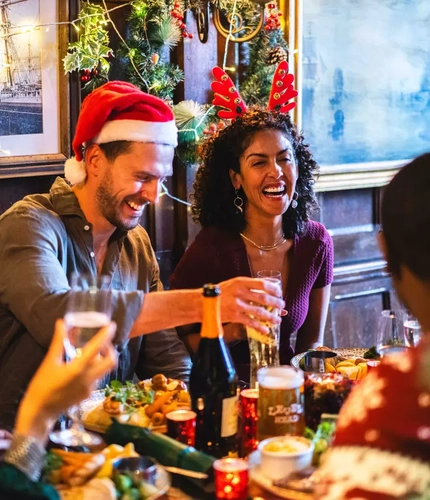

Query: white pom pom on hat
65;81;178;185
64;157;87;185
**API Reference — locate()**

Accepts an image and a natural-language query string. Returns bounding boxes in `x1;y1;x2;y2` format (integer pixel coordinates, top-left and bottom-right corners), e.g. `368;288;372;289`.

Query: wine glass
403;310;422;348
50;273;112;447
246;270;282;389
376;309;407;357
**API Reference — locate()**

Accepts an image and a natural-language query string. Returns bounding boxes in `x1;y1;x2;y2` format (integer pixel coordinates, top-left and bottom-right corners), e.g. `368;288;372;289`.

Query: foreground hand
0;430;12;451
15;319;118;442
218;277;285;334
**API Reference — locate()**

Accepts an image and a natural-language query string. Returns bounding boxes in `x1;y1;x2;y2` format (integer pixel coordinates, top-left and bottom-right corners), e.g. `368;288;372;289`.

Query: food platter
248;450;313;500
290;348;368;370
80;376;190;434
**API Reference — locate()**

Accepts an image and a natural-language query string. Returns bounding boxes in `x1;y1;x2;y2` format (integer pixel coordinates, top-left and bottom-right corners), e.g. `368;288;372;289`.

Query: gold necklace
240;232;286;251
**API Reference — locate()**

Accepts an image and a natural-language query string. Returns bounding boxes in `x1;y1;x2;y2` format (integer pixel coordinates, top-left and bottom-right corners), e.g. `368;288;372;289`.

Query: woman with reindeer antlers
170;62;333;382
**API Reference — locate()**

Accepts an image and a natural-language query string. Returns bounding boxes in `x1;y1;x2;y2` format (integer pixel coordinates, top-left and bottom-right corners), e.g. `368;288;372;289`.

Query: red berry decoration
170;1;191;39
264;2;282;31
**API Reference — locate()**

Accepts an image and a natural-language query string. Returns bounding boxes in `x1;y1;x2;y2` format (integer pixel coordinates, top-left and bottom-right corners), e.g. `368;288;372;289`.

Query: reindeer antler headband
211;61;298;119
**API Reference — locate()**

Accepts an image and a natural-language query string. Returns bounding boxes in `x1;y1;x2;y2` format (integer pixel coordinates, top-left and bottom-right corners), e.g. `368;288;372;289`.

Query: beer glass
257;366;305;441
246;270;282;389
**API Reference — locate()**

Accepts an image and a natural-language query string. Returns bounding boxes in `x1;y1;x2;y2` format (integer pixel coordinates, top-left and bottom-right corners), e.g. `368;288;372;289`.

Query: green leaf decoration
150;17;182;49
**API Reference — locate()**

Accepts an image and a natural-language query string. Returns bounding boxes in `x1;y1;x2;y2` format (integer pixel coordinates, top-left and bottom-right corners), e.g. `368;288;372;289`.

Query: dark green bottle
190;284;239;458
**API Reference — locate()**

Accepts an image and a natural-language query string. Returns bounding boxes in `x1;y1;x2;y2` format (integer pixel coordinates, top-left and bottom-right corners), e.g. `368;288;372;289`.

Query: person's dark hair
381;152;430;280
97;141;133;162
191;107;319;238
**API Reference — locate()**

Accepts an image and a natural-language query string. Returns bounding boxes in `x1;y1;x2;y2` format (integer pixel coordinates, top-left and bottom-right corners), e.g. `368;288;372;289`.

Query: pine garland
117;1;184;100
240;27;289;106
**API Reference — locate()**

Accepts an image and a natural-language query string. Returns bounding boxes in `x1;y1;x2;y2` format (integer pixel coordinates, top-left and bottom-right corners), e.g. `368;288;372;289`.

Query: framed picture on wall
0;0;79;179
287;0;430;191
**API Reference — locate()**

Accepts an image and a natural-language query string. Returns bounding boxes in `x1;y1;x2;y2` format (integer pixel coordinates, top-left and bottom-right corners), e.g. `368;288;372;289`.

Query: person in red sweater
316;153;430;498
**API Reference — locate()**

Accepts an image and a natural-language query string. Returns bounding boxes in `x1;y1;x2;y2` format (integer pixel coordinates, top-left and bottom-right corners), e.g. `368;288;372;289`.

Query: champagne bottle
190;284;239;458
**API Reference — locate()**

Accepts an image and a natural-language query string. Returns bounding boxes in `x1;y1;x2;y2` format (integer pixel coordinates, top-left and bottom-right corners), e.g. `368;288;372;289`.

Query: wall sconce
193;1;265;44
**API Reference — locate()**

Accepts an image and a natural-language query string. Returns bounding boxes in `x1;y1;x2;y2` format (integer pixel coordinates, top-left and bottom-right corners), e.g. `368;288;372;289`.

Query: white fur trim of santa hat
64;81;179;185
93;119;178;147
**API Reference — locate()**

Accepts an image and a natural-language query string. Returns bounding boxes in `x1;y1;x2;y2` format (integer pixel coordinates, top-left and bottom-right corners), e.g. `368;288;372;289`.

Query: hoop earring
291;191;298;209
233;189;244;213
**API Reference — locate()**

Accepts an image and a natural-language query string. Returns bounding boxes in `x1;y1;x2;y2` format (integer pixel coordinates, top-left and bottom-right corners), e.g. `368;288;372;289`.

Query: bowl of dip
258;436;314;481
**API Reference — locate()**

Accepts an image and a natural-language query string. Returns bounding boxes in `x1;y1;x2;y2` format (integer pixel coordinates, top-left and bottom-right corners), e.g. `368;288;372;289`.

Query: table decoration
166;409;196;447
239;389;259;457
213;458;248;500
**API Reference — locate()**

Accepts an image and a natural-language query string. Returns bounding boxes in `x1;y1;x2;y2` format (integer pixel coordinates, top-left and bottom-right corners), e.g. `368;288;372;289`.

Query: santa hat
64;81;178;185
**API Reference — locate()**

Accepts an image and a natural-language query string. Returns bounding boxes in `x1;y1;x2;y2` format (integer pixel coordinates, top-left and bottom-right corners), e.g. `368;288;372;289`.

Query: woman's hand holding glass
50;273;114;446
15;319;117;445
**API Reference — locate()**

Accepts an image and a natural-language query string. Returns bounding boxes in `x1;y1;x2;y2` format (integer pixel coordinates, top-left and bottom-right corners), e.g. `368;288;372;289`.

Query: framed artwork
286;0;430;190
0;0;79;179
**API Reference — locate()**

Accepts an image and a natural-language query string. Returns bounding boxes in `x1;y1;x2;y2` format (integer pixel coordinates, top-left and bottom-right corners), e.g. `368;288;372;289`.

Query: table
158;477;287;499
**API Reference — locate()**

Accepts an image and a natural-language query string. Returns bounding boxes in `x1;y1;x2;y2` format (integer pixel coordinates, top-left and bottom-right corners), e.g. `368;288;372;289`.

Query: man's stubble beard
95;169;139;232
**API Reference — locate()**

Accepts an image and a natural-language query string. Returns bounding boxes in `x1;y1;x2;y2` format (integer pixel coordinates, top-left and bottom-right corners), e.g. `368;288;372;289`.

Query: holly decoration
267;45;288;65
63;2;113;92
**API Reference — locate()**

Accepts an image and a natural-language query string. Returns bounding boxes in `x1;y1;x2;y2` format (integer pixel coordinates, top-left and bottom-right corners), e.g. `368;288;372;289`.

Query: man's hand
218;277;286;334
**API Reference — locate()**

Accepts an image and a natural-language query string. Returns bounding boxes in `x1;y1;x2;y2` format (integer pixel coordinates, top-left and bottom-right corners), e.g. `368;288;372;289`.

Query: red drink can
239;388;259;457
166;409;197;447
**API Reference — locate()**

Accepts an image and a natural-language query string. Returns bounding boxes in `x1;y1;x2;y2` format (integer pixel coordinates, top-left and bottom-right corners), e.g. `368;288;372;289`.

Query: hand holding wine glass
15;319;117;446
50;273;114;447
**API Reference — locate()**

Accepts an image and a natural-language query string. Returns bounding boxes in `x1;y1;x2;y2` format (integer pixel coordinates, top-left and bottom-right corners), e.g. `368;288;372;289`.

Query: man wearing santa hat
0;81;284;430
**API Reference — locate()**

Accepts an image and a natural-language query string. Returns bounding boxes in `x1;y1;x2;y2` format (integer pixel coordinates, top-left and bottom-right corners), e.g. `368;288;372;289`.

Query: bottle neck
200;295;223;339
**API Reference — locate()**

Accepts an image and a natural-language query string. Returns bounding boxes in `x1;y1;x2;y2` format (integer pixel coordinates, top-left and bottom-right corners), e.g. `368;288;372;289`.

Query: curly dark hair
191;106;319;238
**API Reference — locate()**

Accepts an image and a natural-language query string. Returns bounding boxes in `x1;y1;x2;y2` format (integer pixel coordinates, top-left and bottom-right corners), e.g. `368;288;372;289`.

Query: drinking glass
257;366;305;441
375;309;406;356
246;270;282;389
403;310;422;347
50;273;112;447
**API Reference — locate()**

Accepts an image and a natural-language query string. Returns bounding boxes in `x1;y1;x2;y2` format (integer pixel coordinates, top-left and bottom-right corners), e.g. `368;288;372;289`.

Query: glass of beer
246;270;282;389
257;366;305;441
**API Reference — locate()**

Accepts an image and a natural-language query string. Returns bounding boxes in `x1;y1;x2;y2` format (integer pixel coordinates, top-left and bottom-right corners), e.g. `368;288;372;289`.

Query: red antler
268;61;298;113
211;66;247;120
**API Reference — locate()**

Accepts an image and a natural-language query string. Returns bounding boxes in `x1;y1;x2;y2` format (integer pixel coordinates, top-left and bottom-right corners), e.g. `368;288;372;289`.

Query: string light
222;0;239;71
0;3;127;38
161;182;192;206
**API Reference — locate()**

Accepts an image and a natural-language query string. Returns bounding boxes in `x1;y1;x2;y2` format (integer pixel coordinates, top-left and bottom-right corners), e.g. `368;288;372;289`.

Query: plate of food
81;374;190;434
290;346;381;380
44;443;171;500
